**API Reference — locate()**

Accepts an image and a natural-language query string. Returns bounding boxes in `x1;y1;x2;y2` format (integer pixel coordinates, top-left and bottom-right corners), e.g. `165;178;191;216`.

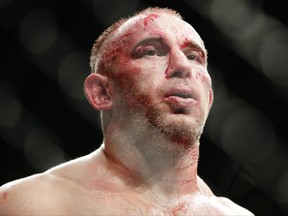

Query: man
0;7;254;215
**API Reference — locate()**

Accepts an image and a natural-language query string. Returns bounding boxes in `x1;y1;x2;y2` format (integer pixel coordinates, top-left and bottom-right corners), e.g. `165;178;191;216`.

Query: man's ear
84;73;112;110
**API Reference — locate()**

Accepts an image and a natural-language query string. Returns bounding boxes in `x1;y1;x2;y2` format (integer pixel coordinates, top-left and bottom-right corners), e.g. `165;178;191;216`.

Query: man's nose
165;49;192;79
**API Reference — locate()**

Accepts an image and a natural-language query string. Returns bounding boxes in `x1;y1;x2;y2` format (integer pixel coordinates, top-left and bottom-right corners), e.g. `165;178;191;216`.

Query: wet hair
89;7;183;74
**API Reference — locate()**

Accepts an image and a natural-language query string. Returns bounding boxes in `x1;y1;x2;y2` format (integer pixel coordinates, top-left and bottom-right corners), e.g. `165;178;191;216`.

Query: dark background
1;0;288;215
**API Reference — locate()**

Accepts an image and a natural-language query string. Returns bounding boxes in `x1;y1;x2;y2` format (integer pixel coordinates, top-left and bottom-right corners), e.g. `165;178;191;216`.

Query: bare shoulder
197;176;254;215
0;150;116;215
0;154;93;215
0;172;63;215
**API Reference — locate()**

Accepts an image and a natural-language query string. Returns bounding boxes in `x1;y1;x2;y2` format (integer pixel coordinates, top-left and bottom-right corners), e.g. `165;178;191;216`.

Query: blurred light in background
24;126;68;171
19;9;58;55
92;0;140;25
187;0;288;93
0;82;22;128
0;82;69;172
258;28;288;87
58;52;88;100
0;0;12;8
276;170;288;211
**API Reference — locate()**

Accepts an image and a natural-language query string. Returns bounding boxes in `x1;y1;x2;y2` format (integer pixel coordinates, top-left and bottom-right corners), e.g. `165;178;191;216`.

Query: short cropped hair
89;7;182;75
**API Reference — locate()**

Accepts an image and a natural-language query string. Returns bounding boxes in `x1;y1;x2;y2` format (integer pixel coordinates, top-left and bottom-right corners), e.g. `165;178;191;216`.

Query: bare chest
72;192;235;216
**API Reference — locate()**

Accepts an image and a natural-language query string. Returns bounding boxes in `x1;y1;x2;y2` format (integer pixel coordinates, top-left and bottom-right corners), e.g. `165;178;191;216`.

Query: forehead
113;13;205;51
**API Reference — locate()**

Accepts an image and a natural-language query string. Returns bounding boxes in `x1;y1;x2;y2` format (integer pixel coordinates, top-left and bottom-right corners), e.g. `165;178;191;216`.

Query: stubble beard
145;104;205;153
118;83;206;153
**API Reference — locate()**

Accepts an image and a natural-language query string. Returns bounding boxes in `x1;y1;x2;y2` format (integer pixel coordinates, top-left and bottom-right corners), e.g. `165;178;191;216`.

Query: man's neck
101;129;200;201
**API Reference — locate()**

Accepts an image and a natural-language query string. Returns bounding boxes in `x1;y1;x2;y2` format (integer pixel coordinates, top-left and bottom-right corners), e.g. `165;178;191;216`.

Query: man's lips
164;87;197;107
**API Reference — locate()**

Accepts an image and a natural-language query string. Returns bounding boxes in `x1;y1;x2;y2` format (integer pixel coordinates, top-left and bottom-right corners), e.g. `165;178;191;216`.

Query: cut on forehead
90;7;182;74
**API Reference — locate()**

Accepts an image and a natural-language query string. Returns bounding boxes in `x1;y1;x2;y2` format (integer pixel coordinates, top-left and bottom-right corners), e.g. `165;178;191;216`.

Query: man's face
104;13;213;146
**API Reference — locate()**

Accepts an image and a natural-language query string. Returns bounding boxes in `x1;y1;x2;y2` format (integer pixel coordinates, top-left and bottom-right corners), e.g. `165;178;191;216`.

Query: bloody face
102;13;213;147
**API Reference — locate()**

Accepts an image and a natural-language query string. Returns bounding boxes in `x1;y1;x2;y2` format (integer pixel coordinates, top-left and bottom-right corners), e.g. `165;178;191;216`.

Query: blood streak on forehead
115;13;161;41
99;30;133;73
143;13;160;25
99;14;162;72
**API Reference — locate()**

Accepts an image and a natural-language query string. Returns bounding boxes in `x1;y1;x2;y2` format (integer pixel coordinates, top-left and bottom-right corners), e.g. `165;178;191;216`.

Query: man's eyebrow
134;37;163;47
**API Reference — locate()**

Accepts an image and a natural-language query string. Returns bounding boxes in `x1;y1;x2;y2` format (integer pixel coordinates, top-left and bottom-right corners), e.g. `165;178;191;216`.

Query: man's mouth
164;87;197;107
169;92;192;99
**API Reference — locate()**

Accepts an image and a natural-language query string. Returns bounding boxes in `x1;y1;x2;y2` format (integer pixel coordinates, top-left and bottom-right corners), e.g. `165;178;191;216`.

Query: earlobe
84;73;112;110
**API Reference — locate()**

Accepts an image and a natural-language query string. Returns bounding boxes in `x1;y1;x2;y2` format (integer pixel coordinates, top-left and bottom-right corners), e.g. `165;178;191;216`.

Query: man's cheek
195;71;210;84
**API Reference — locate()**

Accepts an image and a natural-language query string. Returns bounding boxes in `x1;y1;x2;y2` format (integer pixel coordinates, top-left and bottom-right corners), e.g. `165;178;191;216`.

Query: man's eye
187;53;196;60
133;47;161;58
187;52;202;64
143;49;158;56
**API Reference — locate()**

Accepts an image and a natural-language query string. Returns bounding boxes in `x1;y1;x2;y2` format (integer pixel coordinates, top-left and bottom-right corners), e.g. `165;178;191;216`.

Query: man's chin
145;105;204;145
165;113;198;128
159;116;201;146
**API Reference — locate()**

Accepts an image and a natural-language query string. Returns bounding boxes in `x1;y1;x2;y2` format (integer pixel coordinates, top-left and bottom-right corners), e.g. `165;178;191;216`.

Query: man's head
89;7;183;75
84;7;213;147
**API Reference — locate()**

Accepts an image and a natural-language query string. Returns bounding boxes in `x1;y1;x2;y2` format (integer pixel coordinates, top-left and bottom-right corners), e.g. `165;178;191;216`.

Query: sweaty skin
0;11;254;216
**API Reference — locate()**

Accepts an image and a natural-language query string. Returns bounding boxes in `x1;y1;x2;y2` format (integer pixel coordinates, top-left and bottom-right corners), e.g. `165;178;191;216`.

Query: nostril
171;71;183;78
165;50;192;78
166;70;191;79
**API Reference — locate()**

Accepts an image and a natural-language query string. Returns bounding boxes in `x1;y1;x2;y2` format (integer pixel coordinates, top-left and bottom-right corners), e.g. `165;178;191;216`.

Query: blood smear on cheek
195;71;211;87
